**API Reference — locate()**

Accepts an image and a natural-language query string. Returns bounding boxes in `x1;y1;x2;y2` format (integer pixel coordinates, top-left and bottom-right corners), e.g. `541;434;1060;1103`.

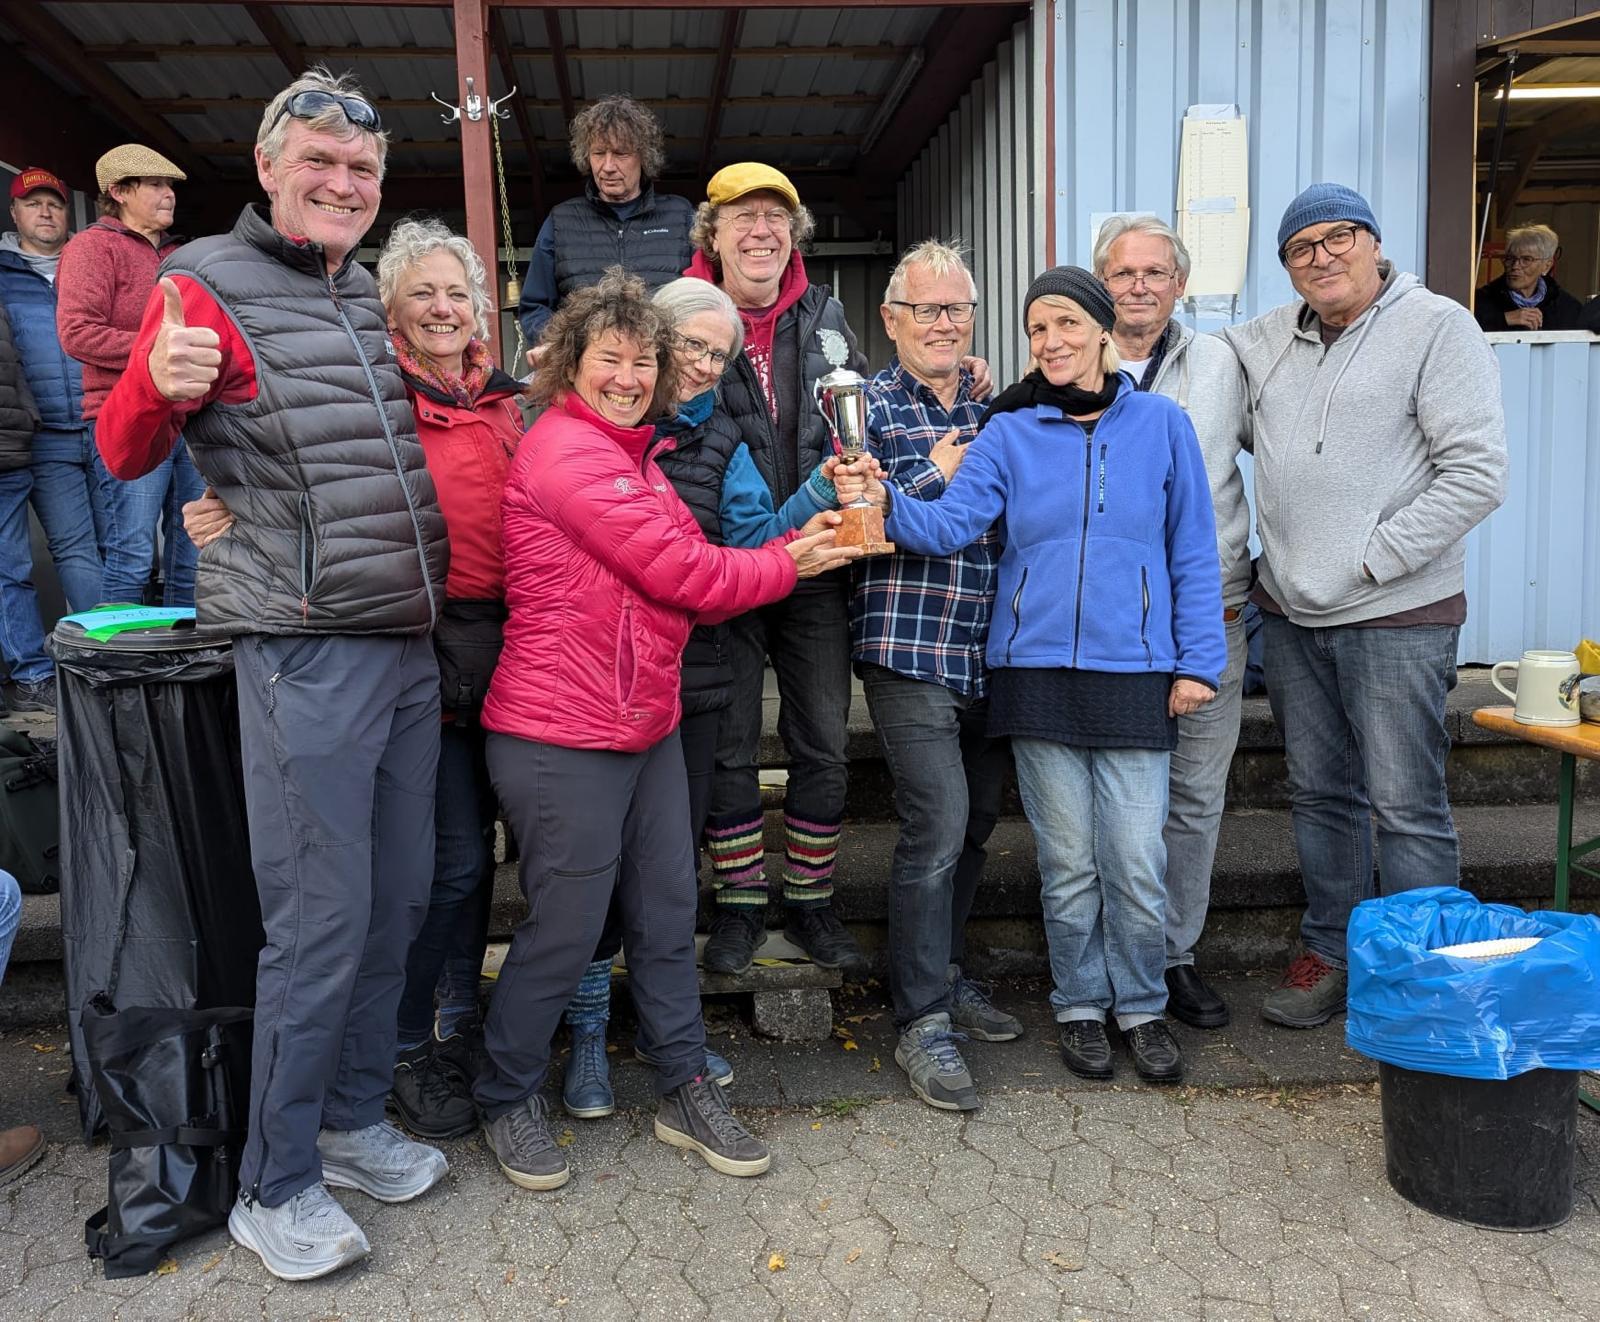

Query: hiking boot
654;1078;770;1177
389;1042;477;1140
1124;1020;1184;1084
703;905;766;975
318;1121;447;1203
1261;951;1347;1029
1058;1020;1113;1080
1165;964;1231;1029
562;1027;614;1119
948;965;1023;1041
227;1184;370;1282
633;1046;734;1088
0;1124;44;1190
483;1095;570;1191
894;1012;980;1111
783;902;869;979
9;677;55;714
433;1021;487;1083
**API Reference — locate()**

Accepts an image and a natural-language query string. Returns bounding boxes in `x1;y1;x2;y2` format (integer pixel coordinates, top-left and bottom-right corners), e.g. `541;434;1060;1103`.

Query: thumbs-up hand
148;277;223;402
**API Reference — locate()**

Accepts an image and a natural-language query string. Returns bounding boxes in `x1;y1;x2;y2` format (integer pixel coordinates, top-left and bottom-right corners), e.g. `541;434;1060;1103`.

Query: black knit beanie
1022;265;1116;331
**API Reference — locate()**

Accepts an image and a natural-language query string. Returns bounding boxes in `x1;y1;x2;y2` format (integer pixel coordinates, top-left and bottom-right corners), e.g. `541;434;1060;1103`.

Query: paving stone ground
3;1075;1597;1320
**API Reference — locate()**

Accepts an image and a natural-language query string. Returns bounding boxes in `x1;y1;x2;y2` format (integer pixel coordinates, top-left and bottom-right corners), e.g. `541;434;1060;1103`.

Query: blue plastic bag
1346;886;1600;1080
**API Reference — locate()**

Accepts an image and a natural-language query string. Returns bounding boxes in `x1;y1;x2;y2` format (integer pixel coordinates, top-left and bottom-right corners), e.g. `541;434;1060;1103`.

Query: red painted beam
48;0;1024;8
452;0;502;360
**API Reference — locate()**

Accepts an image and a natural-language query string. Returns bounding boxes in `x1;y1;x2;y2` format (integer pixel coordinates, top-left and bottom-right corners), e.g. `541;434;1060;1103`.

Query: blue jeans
31;427;106;612
1262;616;1460;968
95;427;204;606
0;868;20;984
1014;737;1171;1027
396;718;497;1048
861;664;1009;1028
1163;615;1247;965
0;469;51;683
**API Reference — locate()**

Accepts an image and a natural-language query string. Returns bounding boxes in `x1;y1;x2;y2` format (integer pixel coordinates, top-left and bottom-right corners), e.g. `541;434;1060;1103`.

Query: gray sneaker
948;965;1024;1041
483;1095;570;1191
317;1120;448;1203
895;1012;980;1111
655;1078;770;1177
1261;951;1348;1029
227;1184;370;1282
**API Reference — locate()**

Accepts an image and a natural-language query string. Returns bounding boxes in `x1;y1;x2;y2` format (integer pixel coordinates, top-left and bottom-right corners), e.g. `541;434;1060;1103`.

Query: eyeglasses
726;208;793;235
1283;224;1363;268
268;89;384;135
887;301;978;325
673;332;730;372
1502;253;1549;268
1104;268;1175;293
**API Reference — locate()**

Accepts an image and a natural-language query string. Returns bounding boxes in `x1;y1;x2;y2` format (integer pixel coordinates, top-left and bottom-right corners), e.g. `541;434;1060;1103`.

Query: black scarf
978;369;1120;431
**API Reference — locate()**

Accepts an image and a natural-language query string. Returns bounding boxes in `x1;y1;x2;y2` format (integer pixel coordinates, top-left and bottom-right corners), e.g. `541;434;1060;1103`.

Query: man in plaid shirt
852;240;1022;1113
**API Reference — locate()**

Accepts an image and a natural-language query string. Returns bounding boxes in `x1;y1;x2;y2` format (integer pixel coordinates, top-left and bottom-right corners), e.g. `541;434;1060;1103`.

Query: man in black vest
515;95;695;356
96;69;451;1283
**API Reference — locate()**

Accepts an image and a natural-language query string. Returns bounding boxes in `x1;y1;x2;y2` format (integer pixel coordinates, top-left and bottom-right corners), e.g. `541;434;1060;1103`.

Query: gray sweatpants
476;730;706;1120
233;633;440;1208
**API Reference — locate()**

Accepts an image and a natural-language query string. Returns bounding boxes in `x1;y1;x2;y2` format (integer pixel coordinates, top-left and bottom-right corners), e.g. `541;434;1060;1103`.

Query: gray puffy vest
550;182;696;303
163;205;449;638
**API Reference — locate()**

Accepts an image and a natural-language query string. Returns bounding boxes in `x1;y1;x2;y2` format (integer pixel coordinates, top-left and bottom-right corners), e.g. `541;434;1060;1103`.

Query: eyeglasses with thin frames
887;301;978;325
1502;253;1549;268
673;333;730;373
726;208;793;235
1283;224;1362;269
1103;269;1176;293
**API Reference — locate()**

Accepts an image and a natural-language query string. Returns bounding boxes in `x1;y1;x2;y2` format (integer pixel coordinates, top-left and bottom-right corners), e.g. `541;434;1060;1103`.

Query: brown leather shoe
0;1124;45;1189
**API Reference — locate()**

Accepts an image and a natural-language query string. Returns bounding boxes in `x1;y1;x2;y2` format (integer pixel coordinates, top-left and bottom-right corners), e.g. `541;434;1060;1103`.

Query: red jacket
483;392;797;752
56;218;182;420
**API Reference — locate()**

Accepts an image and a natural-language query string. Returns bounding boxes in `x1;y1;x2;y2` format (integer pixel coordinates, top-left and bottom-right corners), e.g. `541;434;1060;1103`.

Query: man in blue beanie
1220;184;1508;1029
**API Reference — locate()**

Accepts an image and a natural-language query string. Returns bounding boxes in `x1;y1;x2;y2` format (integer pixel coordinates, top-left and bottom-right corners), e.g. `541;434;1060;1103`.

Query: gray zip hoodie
1147;322;1252;608
1218;266;1507;626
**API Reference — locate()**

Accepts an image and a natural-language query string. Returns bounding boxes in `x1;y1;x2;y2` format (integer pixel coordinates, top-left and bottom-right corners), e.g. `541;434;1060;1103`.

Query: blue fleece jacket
883;376;1226;688
719;443;830;547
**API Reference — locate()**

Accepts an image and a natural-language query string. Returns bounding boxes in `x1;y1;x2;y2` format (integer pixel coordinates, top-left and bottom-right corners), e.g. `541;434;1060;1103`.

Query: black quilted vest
163;205;449;638
550;181;696;302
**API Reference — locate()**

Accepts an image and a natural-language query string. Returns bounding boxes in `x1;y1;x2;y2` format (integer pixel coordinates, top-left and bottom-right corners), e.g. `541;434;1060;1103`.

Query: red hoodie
482;391;797;752
684;248;809;424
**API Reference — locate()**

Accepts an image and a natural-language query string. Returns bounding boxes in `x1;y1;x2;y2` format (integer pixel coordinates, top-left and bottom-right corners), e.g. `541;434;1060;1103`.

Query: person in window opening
836;265;1226;1087
1474;223;1584;332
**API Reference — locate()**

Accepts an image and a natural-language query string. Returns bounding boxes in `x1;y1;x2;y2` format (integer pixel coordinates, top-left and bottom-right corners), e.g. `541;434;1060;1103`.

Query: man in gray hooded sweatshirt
1220;183;1507;1030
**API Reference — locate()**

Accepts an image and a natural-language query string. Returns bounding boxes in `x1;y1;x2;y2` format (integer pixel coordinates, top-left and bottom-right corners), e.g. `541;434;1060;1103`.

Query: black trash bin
51;608;263;1141
1379;1061;1578;1230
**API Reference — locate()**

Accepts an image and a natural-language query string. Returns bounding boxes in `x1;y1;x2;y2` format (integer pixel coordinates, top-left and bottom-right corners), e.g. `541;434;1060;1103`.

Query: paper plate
1428;936;1543;960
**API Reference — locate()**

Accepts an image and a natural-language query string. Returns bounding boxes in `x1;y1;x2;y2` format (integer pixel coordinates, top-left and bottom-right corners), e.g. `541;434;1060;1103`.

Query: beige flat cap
94;144;187;193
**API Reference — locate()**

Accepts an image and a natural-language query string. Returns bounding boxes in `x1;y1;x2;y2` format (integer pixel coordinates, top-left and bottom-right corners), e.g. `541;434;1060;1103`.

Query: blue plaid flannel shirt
849;358;999;698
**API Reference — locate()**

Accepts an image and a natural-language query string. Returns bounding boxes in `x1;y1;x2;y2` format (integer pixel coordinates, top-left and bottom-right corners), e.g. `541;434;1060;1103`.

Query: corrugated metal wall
1464;336;1600;666
894;12;1048;388
1050;0;1431;321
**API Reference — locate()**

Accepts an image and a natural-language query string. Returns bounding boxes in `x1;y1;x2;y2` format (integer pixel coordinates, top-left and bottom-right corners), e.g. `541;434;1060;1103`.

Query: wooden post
453;0;501;361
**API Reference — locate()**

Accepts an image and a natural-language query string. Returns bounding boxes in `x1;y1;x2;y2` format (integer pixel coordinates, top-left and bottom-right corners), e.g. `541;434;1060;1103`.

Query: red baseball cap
9;168;69;202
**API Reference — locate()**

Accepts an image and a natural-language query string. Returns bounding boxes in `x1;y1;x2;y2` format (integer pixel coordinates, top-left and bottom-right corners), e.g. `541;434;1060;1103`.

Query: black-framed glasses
1283;224;1363;268
673;332;730;373
887;300;978;325
269;90;384;135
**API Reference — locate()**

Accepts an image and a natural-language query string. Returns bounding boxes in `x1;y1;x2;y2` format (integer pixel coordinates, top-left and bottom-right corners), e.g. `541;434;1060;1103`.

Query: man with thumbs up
96;69;450;1282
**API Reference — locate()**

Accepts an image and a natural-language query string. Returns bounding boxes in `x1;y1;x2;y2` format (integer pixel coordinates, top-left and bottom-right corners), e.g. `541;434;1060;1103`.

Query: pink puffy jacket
482;392;798;752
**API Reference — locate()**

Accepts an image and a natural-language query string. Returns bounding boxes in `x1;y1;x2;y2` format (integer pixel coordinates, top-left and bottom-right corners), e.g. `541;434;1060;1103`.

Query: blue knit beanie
1276;183;1381;261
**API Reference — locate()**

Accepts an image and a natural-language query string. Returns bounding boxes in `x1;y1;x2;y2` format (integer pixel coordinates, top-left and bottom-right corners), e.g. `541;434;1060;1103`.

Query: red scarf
391;334;494;407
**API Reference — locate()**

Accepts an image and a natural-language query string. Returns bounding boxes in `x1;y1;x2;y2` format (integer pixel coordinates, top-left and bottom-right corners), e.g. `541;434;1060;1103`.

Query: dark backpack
0;726;58;894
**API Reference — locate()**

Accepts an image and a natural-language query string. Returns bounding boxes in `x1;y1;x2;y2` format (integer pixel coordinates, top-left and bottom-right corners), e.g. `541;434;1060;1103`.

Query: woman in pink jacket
474;269;857;1192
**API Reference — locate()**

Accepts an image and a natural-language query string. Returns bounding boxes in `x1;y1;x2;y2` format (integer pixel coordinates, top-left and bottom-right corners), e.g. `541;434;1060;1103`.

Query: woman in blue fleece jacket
839;267;1225;1086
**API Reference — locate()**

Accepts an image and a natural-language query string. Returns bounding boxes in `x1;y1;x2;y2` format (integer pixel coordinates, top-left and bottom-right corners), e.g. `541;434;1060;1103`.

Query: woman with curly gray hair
514;94;696;351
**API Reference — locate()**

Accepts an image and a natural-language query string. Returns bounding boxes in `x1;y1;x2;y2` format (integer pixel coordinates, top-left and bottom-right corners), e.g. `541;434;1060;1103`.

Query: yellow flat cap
705;162;800;211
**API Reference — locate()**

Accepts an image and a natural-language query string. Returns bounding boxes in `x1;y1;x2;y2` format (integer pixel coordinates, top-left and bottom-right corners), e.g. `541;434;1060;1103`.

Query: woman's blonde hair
376;216;492;342
530;266;679;419
1026;294;1121;379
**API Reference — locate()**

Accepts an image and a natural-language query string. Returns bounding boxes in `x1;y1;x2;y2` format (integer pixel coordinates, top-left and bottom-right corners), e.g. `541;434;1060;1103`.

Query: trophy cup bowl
813;369;895;556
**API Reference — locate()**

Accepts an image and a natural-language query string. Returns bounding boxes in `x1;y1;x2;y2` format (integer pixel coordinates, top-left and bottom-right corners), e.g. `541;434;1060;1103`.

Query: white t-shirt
1120;356;1150;385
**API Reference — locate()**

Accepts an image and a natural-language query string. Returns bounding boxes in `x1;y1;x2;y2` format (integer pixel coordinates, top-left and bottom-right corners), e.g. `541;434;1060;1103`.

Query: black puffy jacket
0;304;39;473
163;205;448;638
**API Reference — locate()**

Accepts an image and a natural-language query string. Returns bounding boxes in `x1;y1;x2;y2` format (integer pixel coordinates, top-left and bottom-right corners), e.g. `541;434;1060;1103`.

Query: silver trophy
812;368;893;553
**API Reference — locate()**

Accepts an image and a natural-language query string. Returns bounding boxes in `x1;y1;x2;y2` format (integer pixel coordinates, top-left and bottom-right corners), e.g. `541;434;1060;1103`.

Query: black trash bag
82;1001;253;1278
51;625;263;1139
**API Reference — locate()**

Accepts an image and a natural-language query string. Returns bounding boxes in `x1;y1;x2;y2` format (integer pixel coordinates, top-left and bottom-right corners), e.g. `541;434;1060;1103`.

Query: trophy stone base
836;504;895;556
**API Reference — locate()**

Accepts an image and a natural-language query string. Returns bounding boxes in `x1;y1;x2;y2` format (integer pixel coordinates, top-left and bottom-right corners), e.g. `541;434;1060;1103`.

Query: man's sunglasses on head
270;90;384;134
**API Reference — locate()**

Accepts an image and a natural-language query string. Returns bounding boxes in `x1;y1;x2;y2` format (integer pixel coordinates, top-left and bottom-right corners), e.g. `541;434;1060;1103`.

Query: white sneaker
318;1121;448;1203
227;1185;369;1281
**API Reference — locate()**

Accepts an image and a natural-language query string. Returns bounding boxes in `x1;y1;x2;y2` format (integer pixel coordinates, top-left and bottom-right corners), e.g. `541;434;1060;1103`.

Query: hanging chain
490;109;527;367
